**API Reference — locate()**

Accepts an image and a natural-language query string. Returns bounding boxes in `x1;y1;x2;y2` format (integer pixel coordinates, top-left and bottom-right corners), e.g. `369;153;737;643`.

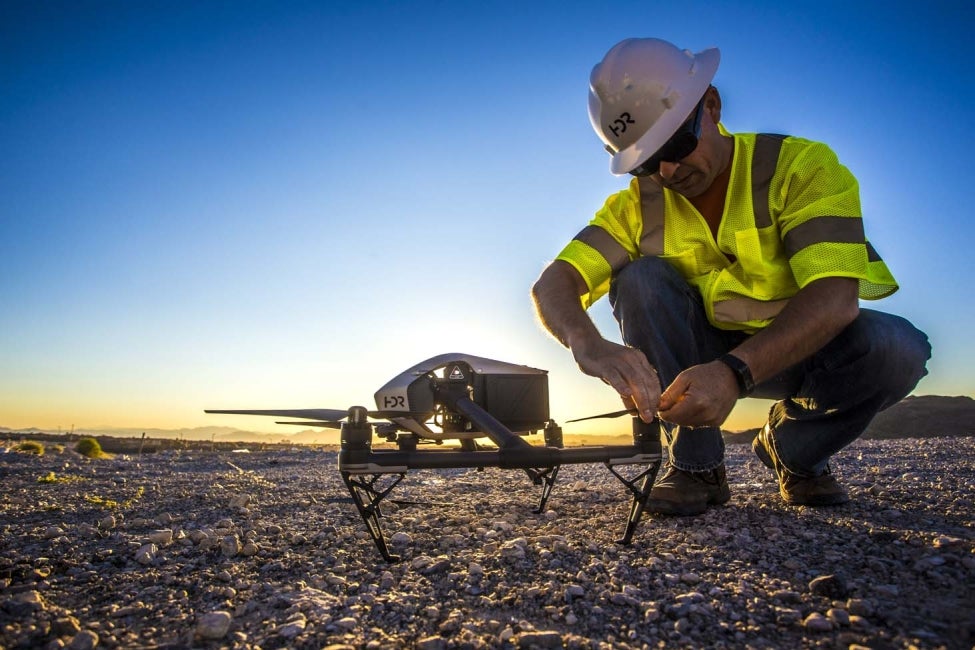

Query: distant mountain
864;395;975;439
4;395;971;446
724;395;975;443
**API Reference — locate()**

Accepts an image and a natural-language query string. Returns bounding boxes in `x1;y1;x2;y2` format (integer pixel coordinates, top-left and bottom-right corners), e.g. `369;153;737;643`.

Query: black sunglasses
630;97;706;177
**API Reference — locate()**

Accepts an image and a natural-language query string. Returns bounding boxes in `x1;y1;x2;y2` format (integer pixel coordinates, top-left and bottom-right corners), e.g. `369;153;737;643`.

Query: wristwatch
718;353;754;398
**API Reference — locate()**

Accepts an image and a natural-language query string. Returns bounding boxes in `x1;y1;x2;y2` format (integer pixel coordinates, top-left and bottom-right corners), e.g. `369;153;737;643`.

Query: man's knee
829;310;931;403
610;257;689;308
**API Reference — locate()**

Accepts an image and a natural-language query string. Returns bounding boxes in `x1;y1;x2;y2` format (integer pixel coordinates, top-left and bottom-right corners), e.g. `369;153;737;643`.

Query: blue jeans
609;257;931;476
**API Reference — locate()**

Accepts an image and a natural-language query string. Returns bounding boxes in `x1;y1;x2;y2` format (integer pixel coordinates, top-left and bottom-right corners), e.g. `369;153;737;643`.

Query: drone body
207;353;662;562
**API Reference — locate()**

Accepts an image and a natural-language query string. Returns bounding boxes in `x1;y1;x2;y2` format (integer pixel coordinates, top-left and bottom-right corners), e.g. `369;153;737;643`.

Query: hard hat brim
609;48;720;175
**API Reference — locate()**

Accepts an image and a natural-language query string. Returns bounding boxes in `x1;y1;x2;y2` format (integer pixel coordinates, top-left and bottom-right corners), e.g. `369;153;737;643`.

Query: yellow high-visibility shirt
556;129;897;332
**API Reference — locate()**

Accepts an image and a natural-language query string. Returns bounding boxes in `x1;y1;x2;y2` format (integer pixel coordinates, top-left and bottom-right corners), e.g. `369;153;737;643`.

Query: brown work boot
752;424;849;506
647;463;730;516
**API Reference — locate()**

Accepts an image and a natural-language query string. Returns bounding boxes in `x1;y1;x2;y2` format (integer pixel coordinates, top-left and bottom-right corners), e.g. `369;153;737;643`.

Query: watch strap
718;353;754;398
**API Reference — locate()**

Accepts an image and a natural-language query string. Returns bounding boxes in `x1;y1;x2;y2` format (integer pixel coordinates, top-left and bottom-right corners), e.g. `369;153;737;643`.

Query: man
531;37;931;516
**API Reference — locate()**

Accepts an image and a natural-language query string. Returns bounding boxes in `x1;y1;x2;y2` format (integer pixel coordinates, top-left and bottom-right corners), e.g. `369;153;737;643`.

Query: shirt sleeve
554;181;643;308
773;140;896;298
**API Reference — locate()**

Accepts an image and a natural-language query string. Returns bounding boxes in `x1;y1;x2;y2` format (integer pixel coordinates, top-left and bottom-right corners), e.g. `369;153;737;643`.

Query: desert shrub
14;441;45;456
75;437;106;458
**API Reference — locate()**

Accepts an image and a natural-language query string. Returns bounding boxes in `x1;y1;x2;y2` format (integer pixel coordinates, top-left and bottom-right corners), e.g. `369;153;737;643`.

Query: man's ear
704;85;722;124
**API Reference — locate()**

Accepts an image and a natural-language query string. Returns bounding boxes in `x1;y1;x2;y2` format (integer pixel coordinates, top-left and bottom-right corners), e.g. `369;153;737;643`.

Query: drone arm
443;393;531;451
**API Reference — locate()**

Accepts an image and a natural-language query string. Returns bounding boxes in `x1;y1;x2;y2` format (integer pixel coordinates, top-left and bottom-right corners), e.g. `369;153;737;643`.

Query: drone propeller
275;420;344;429
204;408;431;422
205;408;350;420
566;408;638;423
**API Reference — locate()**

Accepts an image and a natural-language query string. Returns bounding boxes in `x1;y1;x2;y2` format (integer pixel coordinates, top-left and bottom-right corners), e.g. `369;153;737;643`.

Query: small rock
278;616;306;638
415;637;447;650
134;543;157;566
564;584;585;603
874;584;899;598
196;611;232;640
933;535;964;548
846;598;874;616
3;590;48;616
147;529;173;545
827;607;850;627
517;630;563;648
334;617;356;631
808;574;848;598
52;616;82;636
771;589;801;603
390;531;412;545
240;541;259;556
221;534;241;558
803;612;833;632
680;572;701;585
44;526;66;539
66;630;99;650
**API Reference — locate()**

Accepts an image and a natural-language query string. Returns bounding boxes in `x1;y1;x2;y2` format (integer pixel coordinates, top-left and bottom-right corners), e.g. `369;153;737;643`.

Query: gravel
1;436;973;649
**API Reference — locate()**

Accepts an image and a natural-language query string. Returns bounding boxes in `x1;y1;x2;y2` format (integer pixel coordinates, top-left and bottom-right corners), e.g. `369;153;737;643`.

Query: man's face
651;92;729;198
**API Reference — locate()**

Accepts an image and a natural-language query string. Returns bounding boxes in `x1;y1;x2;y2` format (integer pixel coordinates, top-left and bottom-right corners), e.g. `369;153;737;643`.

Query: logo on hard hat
607;112;636;140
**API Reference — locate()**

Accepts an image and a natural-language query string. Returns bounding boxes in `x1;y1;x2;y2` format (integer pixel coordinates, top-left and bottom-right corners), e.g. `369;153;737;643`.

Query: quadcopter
207;353;662;562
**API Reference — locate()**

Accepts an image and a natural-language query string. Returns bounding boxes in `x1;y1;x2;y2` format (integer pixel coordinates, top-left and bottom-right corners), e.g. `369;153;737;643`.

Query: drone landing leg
524;465;560;513
341;471;405;563
606;459;661;545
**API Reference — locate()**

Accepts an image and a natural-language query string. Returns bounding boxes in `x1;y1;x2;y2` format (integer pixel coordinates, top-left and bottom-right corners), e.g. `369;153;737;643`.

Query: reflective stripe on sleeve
865;241;881;263
783;216;866;259
572;225;630;273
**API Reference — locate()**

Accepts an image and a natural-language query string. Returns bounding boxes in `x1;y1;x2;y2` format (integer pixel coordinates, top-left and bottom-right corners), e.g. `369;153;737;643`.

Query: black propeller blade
566;408;638;423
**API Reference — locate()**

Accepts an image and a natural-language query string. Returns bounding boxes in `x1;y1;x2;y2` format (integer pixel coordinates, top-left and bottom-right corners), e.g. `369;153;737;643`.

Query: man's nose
658;161;680;179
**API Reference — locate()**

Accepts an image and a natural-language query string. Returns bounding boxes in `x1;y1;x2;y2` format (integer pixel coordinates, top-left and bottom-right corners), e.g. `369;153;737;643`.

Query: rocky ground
1;436;973;650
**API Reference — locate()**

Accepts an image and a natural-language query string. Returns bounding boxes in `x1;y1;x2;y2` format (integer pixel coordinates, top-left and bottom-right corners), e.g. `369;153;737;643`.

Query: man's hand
572;338;661;423
657;360;738;428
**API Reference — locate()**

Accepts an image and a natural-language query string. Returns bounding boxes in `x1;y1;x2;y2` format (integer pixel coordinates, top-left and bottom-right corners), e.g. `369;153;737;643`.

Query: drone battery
473;372;549;432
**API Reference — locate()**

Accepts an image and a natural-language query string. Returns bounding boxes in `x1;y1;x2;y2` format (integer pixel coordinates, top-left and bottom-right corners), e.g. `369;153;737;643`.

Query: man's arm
657;276;860;427
531;260;661;422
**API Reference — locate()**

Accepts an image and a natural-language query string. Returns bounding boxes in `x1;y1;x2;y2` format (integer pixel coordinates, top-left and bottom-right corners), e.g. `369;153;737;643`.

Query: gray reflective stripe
573;225;630;272
865;241;881;262
713;297;790;324
752;134;785;228
783;216;865;258
637;178;665;256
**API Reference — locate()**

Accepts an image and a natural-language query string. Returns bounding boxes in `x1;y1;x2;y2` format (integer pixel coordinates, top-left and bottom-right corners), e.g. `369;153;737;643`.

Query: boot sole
648;490;731;516
755;429;849;506
781;492;850;506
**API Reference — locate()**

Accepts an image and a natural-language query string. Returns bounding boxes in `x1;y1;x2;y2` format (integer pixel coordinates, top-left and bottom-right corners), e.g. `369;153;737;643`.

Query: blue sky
2;0;972;435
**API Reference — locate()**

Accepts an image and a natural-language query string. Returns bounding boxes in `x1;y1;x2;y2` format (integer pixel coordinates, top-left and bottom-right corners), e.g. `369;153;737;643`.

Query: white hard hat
589;38;720;175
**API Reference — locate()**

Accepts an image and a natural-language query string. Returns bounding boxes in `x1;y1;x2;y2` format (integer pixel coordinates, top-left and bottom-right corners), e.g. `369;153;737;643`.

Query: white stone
196;611;232;640
134;544;157;566
147;529;173;545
